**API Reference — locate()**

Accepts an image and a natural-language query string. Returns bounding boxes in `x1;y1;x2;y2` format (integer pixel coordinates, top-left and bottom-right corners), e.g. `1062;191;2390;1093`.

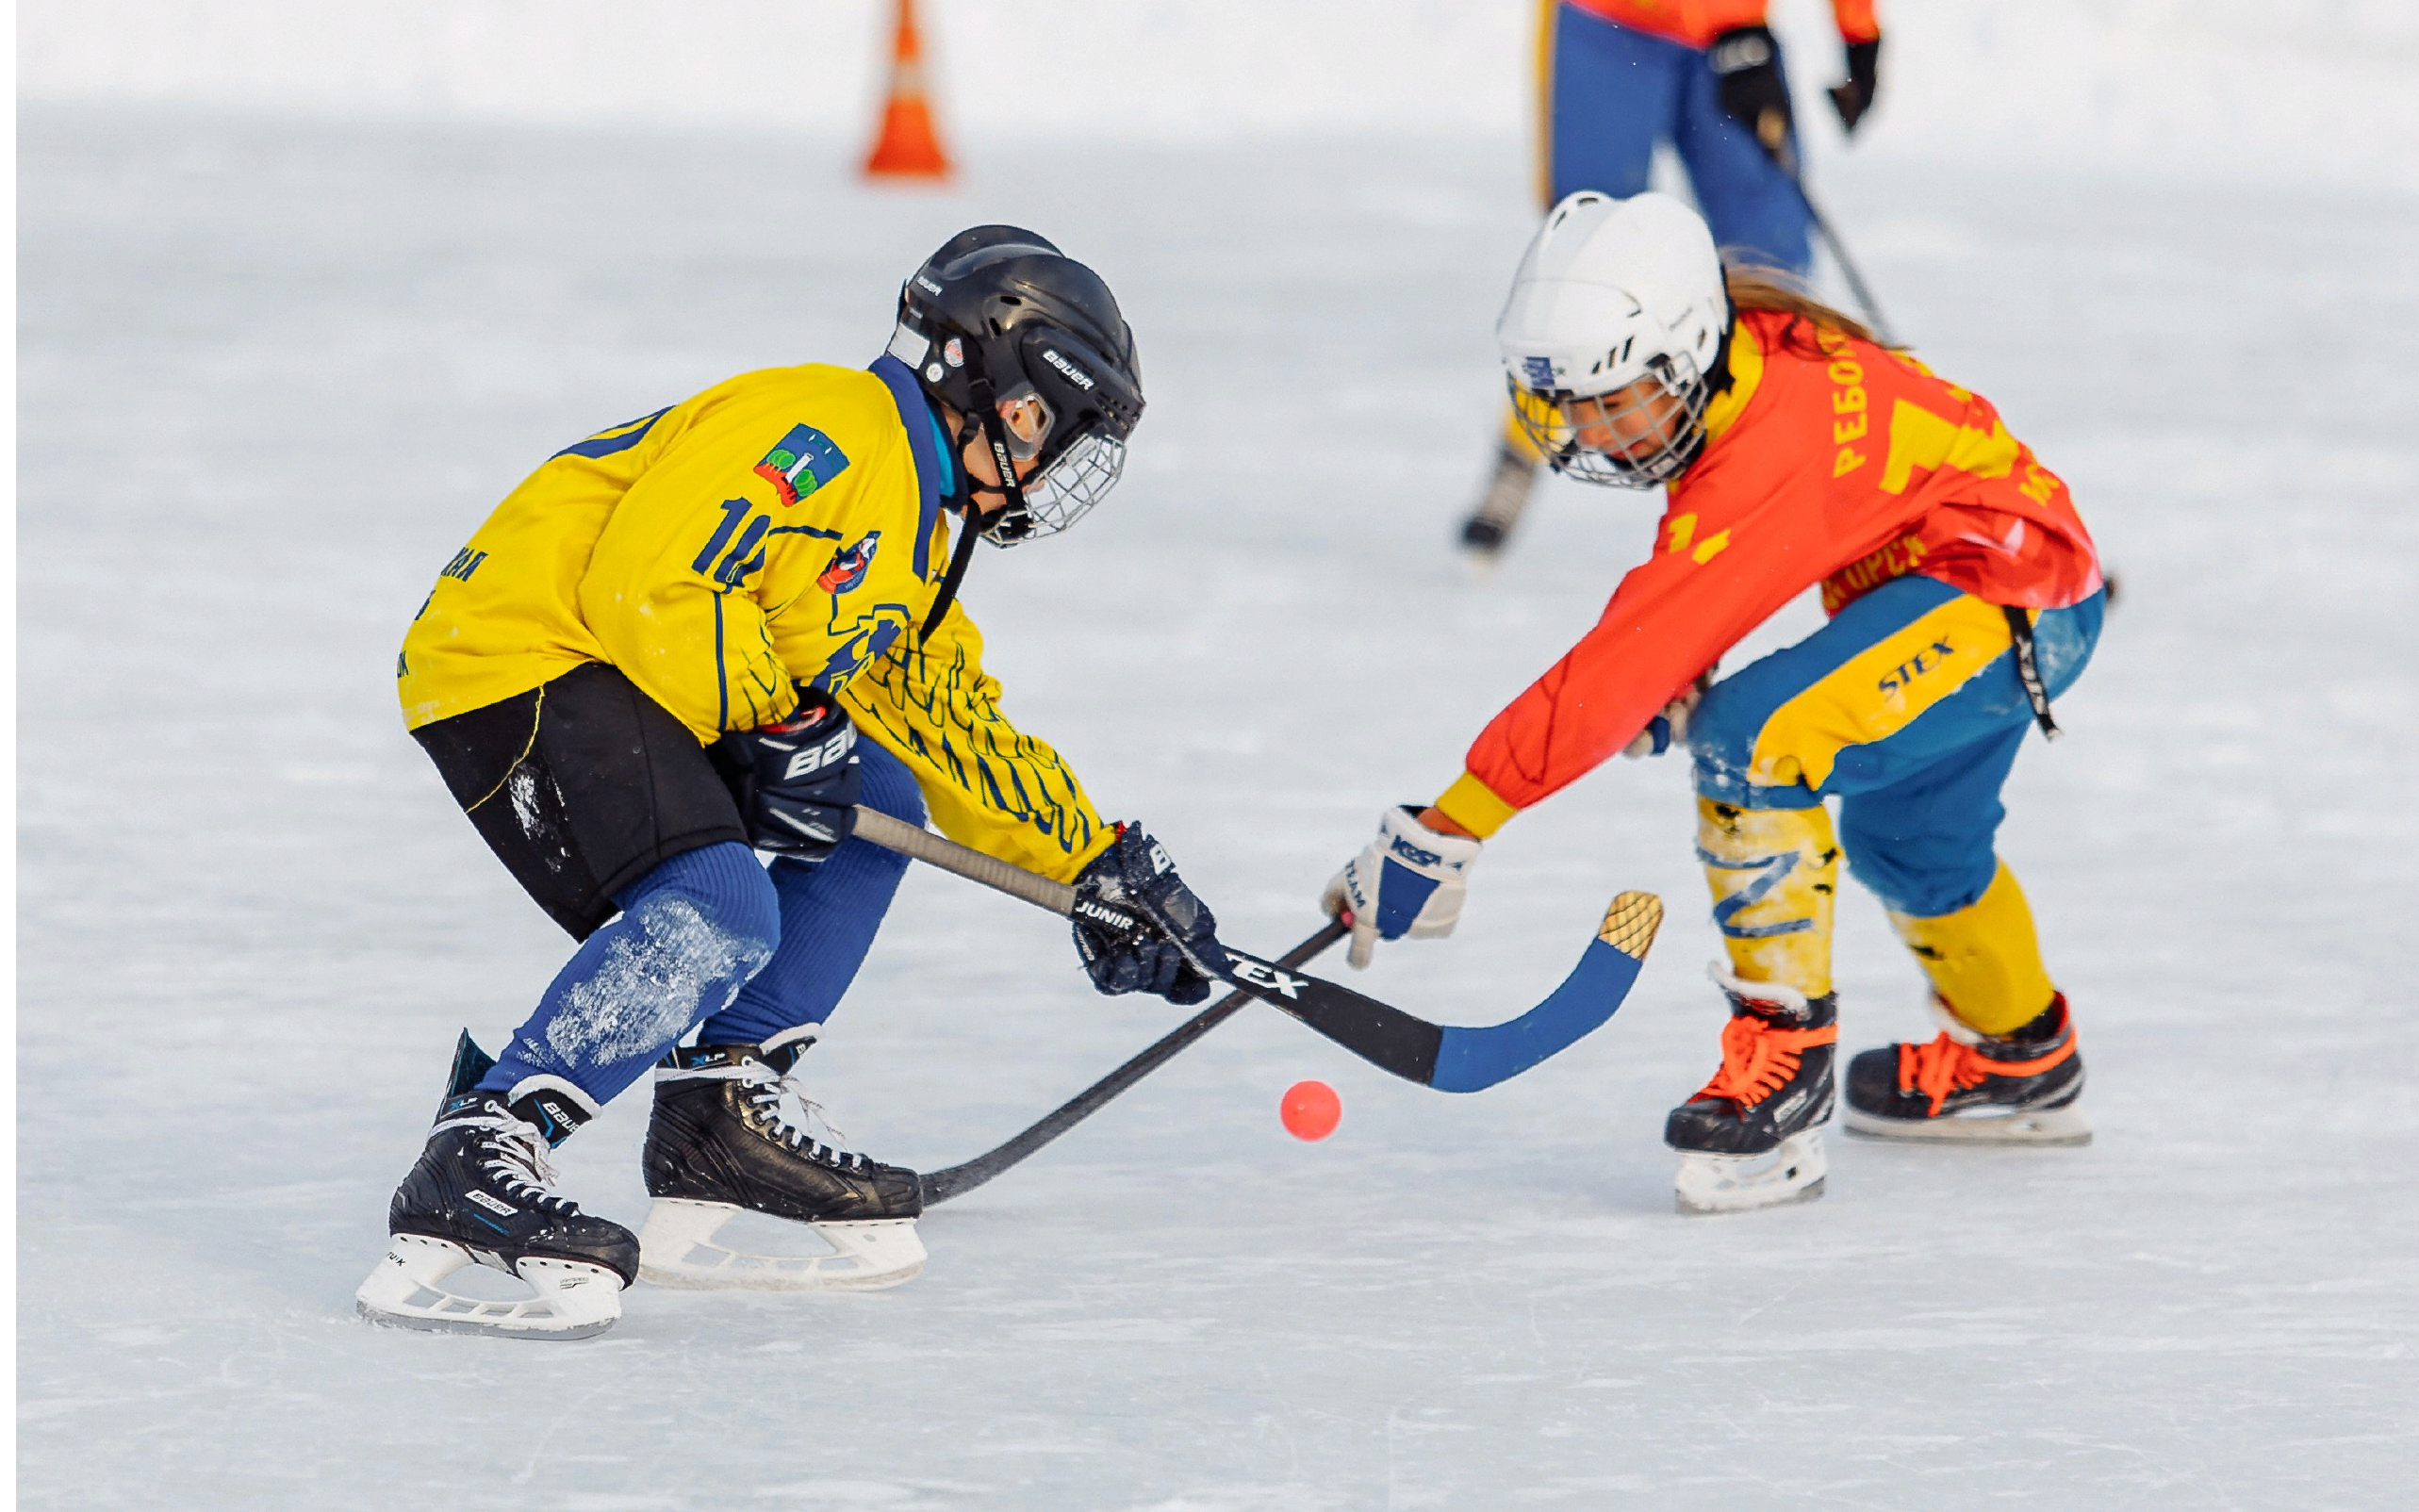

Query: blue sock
478;842;780;1111
697;742;924;1047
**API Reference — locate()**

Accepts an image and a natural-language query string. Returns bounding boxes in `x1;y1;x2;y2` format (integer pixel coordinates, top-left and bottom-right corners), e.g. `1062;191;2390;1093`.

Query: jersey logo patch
815;532;880;595
754;424;850;506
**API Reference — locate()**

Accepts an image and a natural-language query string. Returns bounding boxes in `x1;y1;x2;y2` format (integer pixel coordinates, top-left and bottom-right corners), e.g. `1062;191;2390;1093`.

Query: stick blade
1427;891;1663;1093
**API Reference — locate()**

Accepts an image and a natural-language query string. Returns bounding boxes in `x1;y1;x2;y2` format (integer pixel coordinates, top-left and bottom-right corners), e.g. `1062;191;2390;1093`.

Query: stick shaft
918;920;1348;1206
851;805;1076;915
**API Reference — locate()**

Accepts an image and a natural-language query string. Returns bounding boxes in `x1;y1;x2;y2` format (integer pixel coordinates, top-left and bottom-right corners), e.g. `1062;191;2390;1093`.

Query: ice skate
357;1034;638;1340
1457;439;1540;566
1666;968;1838;1214
638;1031;926;1291
1845;994;2089;1145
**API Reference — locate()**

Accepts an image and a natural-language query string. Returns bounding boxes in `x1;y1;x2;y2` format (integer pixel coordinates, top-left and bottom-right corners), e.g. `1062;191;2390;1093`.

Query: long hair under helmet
1496;191;1732;488
886;225;1144;546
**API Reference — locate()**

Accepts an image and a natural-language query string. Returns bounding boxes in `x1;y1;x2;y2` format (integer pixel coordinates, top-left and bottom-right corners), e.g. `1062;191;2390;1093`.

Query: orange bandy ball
1280;1079;1342;1142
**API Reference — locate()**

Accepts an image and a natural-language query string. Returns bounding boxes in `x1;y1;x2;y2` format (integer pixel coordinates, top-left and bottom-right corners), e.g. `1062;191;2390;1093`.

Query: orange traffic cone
863;0;952;182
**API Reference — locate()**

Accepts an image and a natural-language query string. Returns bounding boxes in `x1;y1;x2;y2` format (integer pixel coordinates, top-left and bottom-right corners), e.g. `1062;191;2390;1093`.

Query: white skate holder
1844;1103;2091;1145
636;1200;926;1291
1672;1128;1828;1215
355;1233;625;1340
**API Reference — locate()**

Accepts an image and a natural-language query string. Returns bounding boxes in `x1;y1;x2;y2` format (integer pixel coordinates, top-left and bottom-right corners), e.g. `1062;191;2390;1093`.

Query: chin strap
919;508;980;643
919;371;1026;644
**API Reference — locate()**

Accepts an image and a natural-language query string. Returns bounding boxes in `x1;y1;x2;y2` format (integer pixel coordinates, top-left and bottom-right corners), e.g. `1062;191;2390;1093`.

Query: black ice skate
356;1033;637;1340
637;1030;926;1291
1664;968;1838;1215
1458;439;1540;563
1845;994;2089;1145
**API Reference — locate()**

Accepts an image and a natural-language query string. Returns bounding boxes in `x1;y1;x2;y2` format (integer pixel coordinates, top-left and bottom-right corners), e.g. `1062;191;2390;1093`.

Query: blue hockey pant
1544;3;1813;274
1684;574;2104;1029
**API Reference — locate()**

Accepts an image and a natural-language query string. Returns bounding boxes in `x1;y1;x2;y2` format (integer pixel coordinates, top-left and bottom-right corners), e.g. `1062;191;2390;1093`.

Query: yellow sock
1696;797;1837;999
1888;861;2057;1035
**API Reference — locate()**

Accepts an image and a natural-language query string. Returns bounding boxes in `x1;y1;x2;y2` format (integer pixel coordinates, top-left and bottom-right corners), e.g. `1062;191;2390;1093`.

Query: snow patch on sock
544;894;773;1068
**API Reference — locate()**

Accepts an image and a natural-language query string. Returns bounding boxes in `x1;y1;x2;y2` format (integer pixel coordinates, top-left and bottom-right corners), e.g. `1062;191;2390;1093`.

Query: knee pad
1696;797;1837;999
1887;860;2056;1037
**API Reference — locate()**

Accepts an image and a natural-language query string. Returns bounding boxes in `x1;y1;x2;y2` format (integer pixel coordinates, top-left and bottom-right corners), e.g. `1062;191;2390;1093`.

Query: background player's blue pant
478;741;926;1109
1548;4;1813;274
1689;575;2104;918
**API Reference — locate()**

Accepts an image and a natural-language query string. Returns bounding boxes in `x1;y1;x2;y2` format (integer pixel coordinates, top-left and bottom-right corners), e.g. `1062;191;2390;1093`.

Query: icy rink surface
18;108;2419;1508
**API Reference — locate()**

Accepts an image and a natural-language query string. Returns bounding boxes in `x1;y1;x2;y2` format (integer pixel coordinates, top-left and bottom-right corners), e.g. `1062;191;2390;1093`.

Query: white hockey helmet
1496;191;1731;487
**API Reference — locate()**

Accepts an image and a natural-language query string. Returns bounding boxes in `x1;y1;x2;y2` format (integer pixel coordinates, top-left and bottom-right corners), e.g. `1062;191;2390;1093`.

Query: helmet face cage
966;322;1140;546
980;429;1127;545
1508;353;1710;489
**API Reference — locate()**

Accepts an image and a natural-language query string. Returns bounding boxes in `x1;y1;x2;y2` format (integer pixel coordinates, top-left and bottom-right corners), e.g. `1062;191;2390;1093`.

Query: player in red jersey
1328;191;2105;1213
1460;0;1885;560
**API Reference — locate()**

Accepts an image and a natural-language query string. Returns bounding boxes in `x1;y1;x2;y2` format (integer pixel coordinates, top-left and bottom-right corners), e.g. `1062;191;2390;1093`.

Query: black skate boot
637;1029;925;1291
1664;971;1838;1214
1458;440;1540;561
1846;994;2088;1144
357;1033;637;1339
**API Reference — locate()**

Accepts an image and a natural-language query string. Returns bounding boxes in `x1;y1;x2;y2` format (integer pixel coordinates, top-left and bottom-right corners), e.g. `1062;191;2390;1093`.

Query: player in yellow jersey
357;227;1230;1340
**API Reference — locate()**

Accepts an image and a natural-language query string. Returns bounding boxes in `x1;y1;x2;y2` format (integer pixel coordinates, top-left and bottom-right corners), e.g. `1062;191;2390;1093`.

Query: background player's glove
1621;671;1715;759
1322;806;1484;970
1071;825;1231;1006
1829;37;1882;134
1709;26;1794;158
717;687;861;863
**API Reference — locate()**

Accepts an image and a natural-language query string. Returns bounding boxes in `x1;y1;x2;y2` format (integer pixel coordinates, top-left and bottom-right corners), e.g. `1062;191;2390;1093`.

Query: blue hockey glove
1322;806;1484;970
1071;826;1231;1006
717;688;861;862
1621;672;1714;759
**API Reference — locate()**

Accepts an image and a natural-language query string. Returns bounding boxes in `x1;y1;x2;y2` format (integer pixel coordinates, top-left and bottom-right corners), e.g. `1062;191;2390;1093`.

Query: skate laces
1695;1012;1837;1114
737;1060;868;1173
1898;1030;2075;1116
436;1103;578;1214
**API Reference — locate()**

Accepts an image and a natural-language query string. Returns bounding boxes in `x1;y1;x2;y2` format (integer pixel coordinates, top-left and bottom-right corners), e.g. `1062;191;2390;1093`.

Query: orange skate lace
1694;1013;1837;1114
1897;1031;2076;1116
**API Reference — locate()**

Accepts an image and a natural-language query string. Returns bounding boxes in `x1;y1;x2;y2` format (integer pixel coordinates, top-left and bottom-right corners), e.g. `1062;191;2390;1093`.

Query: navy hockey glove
717;688;861;863
1322;807;1483;970
1709;26;1793;157
1621;671;1715;759
1829;37;1882;135
1071;826;1231;1006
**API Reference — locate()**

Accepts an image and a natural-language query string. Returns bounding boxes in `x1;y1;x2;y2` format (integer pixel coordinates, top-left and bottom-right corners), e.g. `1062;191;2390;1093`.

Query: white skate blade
355;1233;624;1340
1845;1102;2092;1146
636;1199;925;1292
1673;1129;1829;1215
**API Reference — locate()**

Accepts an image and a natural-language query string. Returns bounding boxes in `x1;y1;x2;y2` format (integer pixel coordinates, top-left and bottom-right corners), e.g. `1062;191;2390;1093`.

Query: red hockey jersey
1563;0;1880;51
1436;308;2099;835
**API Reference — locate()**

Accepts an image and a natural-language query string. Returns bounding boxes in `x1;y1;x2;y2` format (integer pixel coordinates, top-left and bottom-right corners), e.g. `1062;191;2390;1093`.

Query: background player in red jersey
1461;0;1884;561
1331;191;2105;1214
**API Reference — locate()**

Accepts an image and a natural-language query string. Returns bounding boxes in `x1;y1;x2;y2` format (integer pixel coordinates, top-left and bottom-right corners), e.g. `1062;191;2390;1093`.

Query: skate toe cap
1843;1046;1904;1113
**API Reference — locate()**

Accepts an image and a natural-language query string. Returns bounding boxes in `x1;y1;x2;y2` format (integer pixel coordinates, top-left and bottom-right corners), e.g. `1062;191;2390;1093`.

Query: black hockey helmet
887;225;1144;545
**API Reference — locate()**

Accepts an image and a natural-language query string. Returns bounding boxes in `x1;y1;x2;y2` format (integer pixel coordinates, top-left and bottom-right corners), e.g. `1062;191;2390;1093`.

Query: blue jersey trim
868;354;949;581
553;406;671;460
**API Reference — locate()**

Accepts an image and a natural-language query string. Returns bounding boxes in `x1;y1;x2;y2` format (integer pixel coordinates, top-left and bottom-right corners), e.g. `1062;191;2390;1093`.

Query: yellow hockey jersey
399;356;1112;881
